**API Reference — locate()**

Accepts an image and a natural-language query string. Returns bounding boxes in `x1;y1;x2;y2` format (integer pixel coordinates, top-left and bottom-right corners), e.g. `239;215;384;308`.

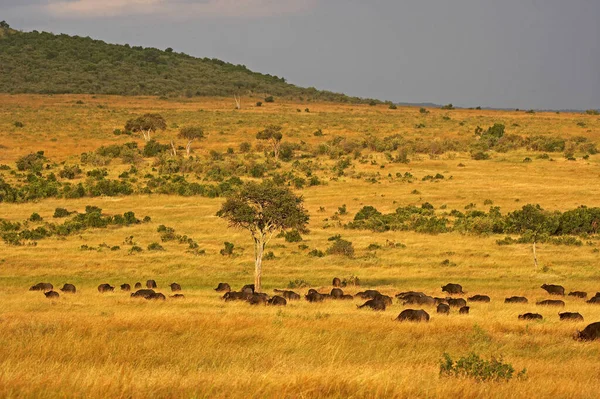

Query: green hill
0;22;376;103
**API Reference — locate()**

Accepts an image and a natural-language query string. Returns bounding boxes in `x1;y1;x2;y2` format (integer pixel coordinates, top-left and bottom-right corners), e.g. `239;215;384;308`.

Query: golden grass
0;95;600;398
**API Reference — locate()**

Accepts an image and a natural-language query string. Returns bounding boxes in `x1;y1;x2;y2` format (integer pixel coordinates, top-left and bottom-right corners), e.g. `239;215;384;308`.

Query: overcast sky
2;0;599;109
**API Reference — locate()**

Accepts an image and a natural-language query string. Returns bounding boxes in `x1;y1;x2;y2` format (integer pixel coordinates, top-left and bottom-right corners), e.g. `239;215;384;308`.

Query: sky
1;0;599;110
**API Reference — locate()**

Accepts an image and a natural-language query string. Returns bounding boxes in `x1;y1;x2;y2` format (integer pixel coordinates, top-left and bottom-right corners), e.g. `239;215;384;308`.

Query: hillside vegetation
0;22;375;103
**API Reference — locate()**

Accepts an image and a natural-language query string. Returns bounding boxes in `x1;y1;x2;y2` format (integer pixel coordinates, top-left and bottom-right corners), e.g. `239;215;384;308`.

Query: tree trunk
234;94;241;110
254;238;265;293
170;140;177;156
532;240;538;269
186;140;192;156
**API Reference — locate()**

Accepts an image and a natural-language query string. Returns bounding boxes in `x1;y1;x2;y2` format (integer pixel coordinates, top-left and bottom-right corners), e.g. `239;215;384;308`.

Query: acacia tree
256;125;283;159
217;180;309;292
125;113;167;142
178;126;204;156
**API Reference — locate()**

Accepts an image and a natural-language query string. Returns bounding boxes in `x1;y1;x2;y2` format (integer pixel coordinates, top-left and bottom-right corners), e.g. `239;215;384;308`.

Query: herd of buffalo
29;279;600;341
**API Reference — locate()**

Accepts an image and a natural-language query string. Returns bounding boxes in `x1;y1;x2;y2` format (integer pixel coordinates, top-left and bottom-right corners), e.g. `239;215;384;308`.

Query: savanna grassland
1;94;600;398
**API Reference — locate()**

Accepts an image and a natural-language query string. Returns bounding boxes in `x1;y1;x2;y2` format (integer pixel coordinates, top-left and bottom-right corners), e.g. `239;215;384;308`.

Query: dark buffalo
358;298;386;311
587;297;600;304
519;313;543;321
577;322;600;341
340;294;354;300
274;289;301;300
214;283;231;292
396;309;430;322
568;291;587;299
434;297;448;305
375;294;393;306
147;292;166;300
459;306;470;315
170;294;185;299
305;292;325;303
396;291;426;299
505;296;528;304
537;299;565;307
559;312;584;321
44;290;59;299
437;303;450;315
169;283;182;292
120;284;131;292
223;291;249;302
330;288;344;299
134;282;142;289
131;289;156;299
60;284;76;293
541;284;565;296
447;298;467;308
404;295;435;306
332;277;342;287
468;295;490;303
97;283;114;293
248;293;269;305
442;283;463;295
267;296;287;306
146;280;157;289
355;290;382;299
29;282;53;292
241;284;255;294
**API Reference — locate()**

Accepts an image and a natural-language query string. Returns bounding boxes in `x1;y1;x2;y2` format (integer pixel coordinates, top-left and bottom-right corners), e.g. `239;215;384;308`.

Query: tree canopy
178;126;205;156
125;114;167;141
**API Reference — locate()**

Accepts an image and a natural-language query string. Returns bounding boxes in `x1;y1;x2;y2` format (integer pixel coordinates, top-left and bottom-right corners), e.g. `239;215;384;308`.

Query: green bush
147;242;165;251
284;230;303;242
326;237;354;257
440;353;526;382
264;96;274;103
29;212;42;222
53;207;72;218
220;241;234;256
16;151;46;172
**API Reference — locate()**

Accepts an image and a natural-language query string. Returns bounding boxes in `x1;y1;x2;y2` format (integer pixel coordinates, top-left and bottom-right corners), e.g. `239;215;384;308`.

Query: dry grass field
1;95;600;398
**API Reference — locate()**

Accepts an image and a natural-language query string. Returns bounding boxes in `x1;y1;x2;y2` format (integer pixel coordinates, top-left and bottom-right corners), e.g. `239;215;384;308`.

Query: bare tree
234;94;241;110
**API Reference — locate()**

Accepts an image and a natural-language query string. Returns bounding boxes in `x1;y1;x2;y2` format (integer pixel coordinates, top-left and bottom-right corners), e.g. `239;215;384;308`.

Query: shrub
29;213;43;222
326;237;355;257
239;142;252;152
256;101;262;107
264;96;275;103
308;249;325;257
313;129;324;137
220;241;234;256
264;251;275;260
288;279;310;288
284;230;303;242
14;121;24;128
147;242;165;251
59;165;82;179
53;207;72;218
129;245;143;254
471;151;490;160
585;109;599;115
439;353;526;382
16;151;46;172
419;107;429;114
389;104;397;110
441;104;454;110
143;139;170;157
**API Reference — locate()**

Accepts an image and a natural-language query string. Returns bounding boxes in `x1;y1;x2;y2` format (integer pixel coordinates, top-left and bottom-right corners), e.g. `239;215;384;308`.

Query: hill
0;21;376;102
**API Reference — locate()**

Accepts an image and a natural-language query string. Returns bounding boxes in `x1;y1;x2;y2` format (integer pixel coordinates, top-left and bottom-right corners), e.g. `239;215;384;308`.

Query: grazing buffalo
223;291;250;302
332;277;342;287
248;293;269;305
577;322;600;341
537;299;565;307
146;280;157;289
505;296;528;304
215;283;231;292
305;292;325;303
568;291;587;299
541;284;565;296
437;303;450;315
519;313;543;321
355;290;382;299
459;306;470;315
340;294;354;300
131;289;156;299
120;284;131;292
468;295;490;303
434;297;448;305
44;290;59;299
396;291;426;299
447;298;467;308
97;283;114;293
375;294;393;306
358;298;386;311
330;288;344;299
60;284;76;293
267;296;287;306
241;284;255;294
170;294;185;299
396;309;430;322
147;293;166;301
274;289;301;300
404;295;435;306
559;312;584;321
29;282;53;292
169;283;182;292
134;282;142;289
442;283;463;295
587;297;600;304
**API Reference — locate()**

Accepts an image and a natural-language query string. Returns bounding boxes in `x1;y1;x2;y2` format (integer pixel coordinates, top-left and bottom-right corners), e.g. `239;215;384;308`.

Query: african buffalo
146;280;157;289
340;294;354;300
29;282;53;292
120;283;131;292
442;283;463;295
355;290;382;299
169;283;182;292
559;312;584;321
568;291;587;299
375;294;393;306
468;295;490;303
223;291;250;302
97;283;114;293
60;284;76;293
147;292;166;300
248;293;269;305
395;291;426;299
437;303;450;314
541;284;565;296
267;296;287;306
587;297;600;304
358;298;386;311
332;277;342;287
537;299;565;307
505;296;528;304
134;282;142;289
459;306;470;315
330;288;344;299
170;294;185;299
131;289;156;298
519;313;543;321
215;283;231;292
44;290;59;299
404;295;435;306
241;284;255;294
305;292;325;303
396;309;430;322
447;298;467;308
274;289;301;300
577;322;600;341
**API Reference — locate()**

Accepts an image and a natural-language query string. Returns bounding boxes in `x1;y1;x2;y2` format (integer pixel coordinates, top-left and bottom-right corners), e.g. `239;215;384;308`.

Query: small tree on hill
125;113;166;142
256;125;283;159
178;126;204;156
217;180;309;292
